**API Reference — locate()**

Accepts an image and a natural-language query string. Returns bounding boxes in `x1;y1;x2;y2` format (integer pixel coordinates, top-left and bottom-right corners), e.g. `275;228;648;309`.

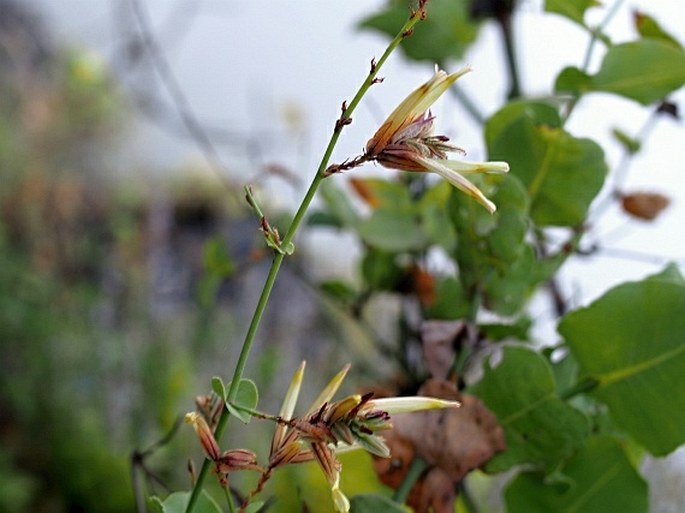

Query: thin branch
127;0;236;189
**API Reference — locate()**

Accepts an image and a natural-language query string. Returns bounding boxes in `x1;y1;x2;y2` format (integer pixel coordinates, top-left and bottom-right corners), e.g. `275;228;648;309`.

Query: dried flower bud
215;449;260;474
185;412;221;461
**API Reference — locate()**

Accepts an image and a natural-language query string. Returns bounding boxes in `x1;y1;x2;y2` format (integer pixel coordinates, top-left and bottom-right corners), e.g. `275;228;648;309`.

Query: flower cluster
186;362;460;513
336;66;510;213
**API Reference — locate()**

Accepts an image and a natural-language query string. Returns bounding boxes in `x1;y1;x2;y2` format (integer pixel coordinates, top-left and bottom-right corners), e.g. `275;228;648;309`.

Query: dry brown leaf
621;192;670;221
392;379;506;482
349;178;381;208
421;320;463;379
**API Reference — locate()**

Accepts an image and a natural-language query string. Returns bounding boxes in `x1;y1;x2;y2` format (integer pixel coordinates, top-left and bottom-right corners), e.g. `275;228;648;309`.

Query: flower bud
185;412;221;461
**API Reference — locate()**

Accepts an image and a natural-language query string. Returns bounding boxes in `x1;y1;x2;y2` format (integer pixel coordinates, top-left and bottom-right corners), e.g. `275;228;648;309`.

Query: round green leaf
470;346;589;472
558;267;685;455
211;376;226;401
555;40;685;105
505;436;648;513
488;106;607;227
225;378;259;424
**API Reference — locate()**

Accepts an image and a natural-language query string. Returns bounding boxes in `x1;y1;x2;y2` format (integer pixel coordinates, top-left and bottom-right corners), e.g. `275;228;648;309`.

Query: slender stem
562;0;625;124
393;457;428;503
497;10;521;99
184;9;426;513
223;485;236;513
559;377;599;400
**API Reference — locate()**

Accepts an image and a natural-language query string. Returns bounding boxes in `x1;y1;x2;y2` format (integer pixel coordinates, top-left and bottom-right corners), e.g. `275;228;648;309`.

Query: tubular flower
266;362;460;513
365;66;509;213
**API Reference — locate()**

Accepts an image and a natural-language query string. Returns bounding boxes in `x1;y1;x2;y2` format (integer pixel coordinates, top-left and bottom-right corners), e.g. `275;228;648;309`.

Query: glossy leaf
487;103;607;226
225;378;259;423
555;40;685;105
470;346;589;472
148;491;222;513
359;0;480;63
349;493;405;513
505;436;648;513
545;0;600;26
558;266;685;455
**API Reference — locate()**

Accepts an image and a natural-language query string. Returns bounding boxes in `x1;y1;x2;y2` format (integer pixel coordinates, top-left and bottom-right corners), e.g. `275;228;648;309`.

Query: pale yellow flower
365;67;509;213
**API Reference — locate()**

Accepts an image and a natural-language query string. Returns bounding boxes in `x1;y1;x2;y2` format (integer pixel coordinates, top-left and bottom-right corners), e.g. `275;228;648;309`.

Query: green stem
562;0;625;124
222;485;236;513
184;9;426;513
560;377;599;400
393;457;429;503
497;10;521;99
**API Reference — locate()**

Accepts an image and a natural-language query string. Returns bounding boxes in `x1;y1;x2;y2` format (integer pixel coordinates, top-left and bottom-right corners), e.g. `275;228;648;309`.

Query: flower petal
307;364;351;414
367;396;461;414
366;66;472;156
441;159;510;175
412;155;498;213
271;361;306;456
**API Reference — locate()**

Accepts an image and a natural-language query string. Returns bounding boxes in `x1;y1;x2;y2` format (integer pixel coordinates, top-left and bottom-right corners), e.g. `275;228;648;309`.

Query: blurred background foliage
1;0;685;512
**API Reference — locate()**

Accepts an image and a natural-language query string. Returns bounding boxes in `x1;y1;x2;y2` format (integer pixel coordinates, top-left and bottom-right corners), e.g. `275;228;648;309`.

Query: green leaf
611;127;641;154
487;103;607;226
349;493;405;513
225;378;259;423
505;436;648;513
320;280;359;305
317;182;360;229
419;181;457;251
148;491;222;513
360;248;403;291
359;0;480;63
242;501;265;513
203;237;235;278
449;174;533;315
358;208;426;251
545;0;600;26
555;40;685;105
350;178;414;211
470;346;589;472
479;316;532;342
634;11;682;49
211;376;226;400
423;276;472;321
558;267;685;455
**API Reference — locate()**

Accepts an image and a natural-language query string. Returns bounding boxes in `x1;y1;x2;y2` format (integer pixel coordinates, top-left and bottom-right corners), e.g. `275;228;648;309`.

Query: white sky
25;0;685;314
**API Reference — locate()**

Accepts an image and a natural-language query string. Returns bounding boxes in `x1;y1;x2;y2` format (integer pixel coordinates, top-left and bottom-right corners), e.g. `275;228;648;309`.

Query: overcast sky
24;0;685;312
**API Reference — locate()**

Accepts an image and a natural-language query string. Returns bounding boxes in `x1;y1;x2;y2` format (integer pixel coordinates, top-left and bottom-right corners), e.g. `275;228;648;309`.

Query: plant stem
184;9;426;513
393;457;429;503
562;0;625;124
560;377;599;400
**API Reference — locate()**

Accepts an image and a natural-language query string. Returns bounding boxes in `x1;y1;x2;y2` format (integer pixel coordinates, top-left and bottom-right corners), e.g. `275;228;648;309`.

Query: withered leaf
621;192;670;221
421;320;464;379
